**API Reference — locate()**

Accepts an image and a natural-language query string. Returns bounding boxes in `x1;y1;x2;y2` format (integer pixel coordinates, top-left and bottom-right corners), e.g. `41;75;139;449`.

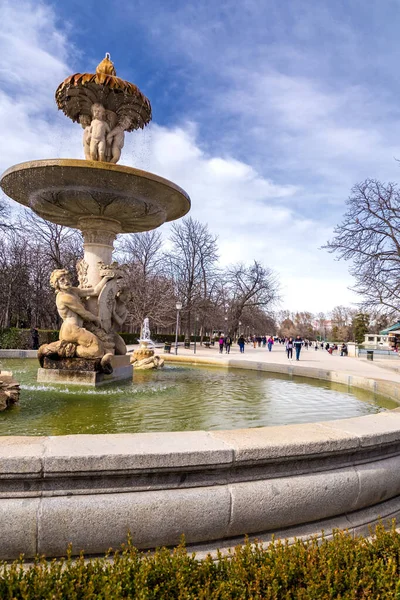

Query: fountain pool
0;358;396;436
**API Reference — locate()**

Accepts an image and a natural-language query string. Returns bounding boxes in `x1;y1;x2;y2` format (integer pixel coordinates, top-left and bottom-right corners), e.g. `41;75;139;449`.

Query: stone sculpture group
80;103;131;164
56;52;152;166
38;262;129;375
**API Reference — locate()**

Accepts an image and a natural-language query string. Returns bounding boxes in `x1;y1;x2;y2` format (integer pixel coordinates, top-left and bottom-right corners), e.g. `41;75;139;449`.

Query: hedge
0;329;59;350
0;329;205;349
1;524;400;599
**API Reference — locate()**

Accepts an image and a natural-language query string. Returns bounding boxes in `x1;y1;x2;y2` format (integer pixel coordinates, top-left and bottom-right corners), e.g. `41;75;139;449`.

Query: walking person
238;335;246;353
294;335;303;361
267;336;274;351
286;337;293;359
225;335;232;354
219;335;225;354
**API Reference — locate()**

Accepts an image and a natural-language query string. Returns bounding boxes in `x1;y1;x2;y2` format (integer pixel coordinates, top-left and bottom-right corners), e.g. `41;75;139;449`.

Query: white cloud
0;0;363;315
126;124;360;313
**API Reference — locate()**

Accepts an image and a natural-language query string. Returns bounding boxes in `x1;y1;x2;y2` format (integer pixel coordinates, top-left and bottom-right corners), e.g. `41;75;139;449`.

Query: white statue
131;317;164;369
79;114;92;160
89;103;110;162
106;115;131;164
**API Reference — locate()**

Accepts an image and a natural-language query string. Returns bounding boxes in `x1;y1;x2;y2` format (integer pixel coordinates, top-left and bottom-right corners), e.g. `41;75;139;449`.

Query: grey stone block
37;364;133;386
354;456;400;508
227;467;359;536
210;421;359;465
38;486;231;556
43;431;233;475
323;412;400;447
0;497;39;559
0;436;45;475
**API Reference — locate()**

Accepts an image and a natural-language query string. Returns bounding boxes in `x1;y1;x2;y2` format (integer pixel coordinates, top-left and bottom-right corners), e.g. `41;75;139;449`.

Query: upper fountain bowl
0;159;191;232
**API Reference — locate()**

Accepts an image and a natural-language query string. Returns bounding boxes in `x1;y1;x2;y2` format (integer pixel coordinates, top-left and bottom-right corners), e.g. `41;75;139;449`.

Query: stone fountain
130;317;164;369
0;54;190;386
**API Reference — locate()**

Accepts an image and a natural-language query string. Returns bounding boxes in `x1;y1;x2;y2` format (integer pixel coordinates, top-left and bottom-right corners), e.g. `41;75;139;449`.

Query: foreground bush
1;524;400;599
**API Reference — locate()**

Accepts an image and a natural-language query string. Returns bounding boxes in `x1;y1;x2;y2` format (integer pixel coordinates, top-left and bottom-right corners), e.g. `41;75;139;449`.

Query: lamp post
175;301;182;355
194;314;199;354
238;321;242;339
224;316;228;335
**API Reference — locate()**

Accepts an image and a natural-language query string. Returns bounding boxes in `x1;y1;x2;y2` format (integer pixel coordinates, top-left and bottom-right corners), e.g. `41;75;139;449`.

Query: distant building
379;322;400;349
363;334;389;347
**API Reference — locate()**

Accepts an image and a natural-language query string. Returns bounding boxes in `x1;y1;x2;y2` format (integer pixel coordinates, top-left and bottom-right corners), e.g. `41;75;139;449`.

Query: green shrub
119;332;140;345
1;523;400;598
0;329;59;349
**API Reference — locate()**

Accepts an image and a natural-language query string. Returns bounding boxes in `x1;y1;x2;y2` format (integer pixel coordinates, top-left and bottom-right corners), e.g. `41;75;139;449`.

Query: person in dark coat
293;336;303;361
31;327;39;350
238;335;246;353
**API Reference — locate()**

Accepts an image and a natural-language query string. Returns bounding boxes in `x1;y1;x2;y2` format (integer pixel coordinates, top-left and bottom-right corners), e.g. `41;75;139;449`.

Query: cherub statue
79;114;92;160
38;269;114;365
89;103;110;162
106;115;131;164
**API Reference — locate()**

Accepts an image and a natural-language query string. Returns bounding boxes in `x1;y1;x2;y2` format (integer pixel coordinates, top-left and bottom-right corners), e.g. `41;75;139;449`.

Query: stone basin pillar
79;217;121;286
78;216;121;315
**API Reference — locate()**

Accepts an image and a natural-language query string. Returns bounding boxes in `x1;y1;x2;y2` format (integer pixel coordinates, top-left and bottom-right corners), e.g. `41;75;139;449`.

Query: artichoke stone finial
96;53;116;76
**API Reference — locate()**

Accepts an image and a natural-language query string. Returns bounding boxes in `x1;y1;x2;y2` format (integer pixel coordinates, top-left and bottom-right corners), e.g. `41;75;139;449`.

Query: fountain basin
1;356;400;559
0;159;191;232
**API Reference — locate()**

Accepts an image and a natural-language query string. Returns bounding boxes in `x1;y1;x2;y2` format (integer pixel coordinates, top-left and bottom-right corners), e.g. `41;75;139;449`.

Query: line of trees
275;307;387;343
0;202;279;341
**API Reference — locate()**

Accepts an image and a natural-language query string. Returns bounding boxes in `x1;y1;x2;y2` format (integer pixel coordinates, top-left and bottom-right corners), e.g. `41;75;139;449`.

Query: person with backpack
219;335;225;354
225;335;232;354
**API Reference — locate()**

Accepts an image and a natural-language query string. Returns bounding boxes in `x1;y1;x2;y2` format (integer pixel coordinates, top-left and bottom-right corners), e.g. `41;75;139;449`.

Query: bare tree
0;194;13;230
330;305;357;342
225;261;279;334
166;218;219;338
17;210;82;272
0;211;83;330
117;231;176;332
118;230;163;278
323;179;400;318
293;312;315;338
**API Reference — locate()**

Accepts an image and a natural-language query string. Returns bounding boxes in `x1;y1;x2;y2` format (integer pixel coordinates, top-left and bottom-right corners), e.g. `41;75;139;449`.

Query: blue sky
1;0;400;313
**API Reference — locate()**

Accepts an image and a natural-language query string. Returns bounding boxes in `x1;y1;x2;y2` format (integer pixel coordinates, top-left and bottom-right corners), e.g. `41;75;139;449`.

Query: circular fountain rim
0;159;191;232
0;158;191;203
1;353;400;559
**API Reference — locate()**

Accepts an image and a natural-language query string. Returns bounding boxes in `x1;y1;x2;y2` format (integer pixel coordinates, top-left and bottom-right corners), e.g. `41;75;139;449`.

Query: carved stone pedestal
37;355;132;387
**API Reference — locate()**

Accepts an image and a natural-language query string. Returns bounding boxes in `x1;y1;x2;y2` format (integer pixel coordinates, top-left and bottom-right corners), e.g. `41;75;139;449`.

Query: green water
0;359;397;435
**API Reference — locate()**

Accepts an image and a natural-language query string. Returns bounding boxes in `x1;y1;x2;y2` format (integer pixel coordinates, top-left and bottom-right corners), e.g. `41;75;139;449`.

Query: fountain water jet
0;54;190;385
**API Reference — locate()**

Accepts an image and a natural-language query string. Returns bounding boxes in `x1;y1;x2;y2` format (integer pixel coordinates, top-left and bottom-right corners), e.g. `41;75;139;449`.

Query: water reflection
0;359;396;436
